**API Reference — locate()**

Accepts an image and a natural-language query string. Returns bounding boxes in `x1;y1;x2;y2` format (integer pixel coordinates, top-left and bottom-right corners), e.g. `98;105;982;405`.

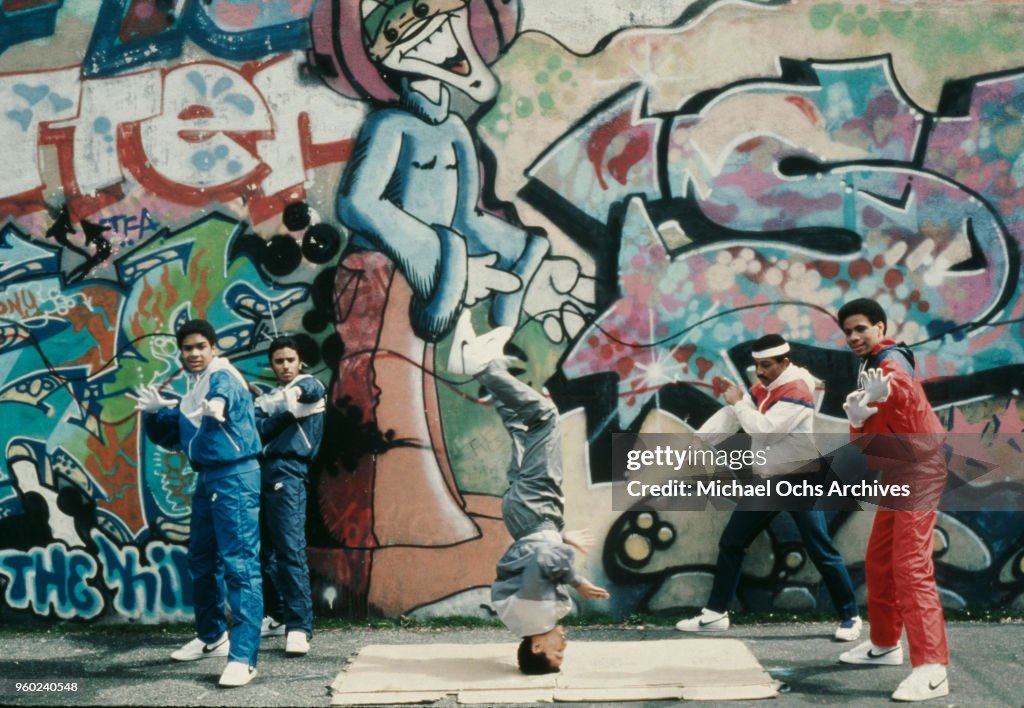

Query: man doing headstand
447;312;609;674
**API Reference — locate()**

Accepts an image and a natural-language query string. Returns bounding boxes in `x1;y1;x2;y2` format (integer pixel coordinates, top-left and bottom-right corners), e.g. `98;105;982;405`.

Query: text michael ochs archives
625;477;910;499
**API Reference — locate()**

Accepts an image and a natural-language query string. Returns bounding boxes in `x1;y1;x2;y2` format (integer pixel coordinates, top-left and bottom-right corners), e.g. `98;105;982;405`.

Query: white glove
859;368;893;404
255;389;288;415
285;386;326;418
131;386;176;413
843;390;877;428
201;398;226;422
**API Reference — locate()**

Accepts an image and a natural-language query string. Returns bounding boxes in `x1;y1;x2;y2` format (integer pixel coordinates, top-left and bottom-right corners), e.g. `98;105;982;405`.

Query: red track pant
865;510;949;666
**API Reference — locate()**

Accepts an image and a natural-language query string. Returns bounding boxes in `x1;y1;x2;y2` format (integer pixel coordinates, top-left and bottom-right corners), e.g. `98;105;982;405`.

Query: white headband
752;343;790;359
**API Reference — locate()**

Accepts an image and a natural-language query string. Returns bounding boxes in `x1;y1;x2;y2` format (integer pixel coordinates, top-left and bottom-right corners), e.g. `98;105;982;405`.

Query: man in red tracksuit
836;298;949;703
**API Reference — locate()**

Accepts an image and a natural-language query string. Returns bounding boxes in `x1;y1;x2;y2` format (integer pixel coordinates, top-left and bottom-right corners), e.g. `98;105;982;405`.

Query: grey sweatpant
476;358;565;540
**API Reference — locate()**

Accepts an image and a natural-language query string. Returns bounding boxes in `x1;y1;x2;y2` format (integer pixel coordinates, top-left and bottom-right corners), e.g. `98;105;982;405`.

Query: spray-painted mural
1;0;1023;622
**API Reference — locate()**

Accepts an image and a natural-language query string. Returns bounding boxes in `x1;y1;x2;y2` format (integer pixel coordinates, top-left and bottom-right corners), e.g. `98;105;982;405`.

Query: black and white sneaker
839;640;904;665
892;664;949;701
675;608;730;632
219;661;258;687
261;616;286;637
171;632;229;661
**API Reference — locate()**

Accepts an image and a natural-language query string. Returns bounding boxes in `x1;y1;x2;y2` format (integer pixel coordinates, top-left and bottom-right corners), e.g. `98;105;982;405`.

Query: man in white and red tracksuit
675;333;861;641
836;298;949;703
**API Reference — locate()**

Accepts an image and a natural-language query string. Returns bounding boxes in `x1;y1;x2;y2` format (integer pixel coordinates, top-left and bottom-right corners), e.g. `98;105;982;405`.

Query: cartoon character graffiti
307;0;587;613
340;0;548;343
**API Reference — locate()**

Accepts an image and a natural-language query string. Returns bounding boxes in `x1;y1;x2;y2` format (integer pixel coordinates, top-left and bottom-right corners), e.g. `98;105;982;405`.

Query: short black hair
175;319;217;348
517;637;559;675
837;298;887;333
750;333;789;363
268;335;302;364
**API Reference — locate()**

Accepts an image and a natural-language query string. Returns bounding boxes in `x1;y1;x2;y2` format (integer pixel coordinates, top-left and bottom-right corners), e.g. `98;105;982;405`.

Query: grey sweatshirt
490;529;579;637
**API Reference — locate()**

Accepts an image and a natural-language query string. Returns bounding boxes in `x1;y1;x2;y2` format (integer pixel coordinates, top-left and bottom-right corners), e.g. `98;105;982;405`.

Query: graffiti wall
1;0;1022;622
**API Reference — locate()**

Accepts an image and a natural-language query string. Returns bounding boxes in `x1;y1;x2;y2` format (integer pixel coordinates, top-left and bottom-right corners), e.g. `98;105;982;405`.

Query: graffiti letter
0;552;33;605
0;546;103;619
0;67;80;198
96;533;157;617
188;0;311;61
85;0;311;76
138;63;270;189
50;71;162;196
252;54;364;196
83;0;189;77
96;534;191;620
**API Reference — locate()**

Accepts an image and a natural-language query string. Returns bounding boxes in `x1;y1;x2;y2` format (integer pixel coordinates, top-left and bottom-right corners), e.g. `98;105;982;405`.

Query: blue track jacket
144;357;260;476
254;374;326;482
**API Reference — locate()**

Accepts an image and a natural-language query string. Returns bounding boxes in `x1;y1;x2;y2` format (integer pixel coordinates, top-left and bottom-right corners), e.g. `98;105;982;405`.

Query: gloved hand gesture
130;386;176;413
255;389;288;415
285;386;326;419
859;368;893;404
843;390;877;428
201;398;226;422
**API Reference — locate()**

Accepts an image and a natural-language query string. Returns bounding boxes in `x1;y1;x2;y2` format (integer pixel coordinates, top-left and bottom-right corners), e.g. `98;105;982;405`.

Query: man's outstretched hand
843;390;877;428
859;368;893;404
562;529;596;554
576;578;610;600
129;386;176;413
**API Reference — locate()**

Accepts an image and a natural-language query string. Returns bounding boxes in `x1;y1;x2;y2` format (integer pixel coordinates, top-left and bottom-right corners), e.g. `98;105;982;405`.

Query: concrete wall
0;0;1022;622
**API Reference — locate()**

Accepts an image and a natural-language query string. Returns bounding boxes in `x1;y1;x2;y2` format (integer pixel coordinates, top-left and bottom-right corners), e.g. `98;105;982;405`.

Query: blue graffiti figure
338;0;547;341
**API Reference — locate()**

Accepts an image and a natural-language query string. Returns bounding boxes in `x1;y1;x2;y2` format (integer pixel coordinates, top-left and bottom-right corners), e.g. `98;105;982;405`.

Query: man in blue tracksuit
253;336;325;657
446;312;609;675
133;319;263;688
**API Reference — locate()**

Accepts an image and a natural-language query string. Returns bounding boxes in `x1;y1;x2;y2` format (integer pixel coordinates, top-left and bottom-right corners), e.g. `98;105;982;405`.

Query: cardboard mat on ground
331;638;779;704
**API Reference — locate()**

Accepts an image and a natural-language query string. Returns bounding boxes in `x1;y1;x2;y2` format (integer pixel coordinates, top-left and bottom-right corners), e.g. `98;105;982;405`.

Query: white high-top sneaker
286;631;310;656
834;616;863;642
445;311;512;376
218;661;257;687
892;664;949;702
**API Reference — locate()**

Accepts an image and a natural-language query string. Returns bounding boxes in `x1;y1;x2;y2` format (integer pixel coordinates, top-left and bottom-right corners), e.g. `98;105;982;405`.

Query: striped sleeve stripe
763;396;815;411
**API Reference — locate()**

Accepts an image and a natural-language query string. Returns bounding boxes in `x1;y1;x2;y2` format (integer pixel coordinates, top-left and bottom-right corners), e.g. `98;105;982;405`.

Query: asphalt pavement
2;620;1022;706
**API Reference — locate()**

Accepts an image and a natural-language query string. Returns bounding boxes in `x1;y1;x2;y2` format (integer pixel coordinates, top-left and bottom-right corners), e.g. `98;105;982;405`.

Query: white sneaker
218;661;258;687
892;664;949;702
170;632;229;661
445;311;512;376
839;639;904;665
675;608;730;632
260;616;285;637
285;630;310;656
834;616;863;642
